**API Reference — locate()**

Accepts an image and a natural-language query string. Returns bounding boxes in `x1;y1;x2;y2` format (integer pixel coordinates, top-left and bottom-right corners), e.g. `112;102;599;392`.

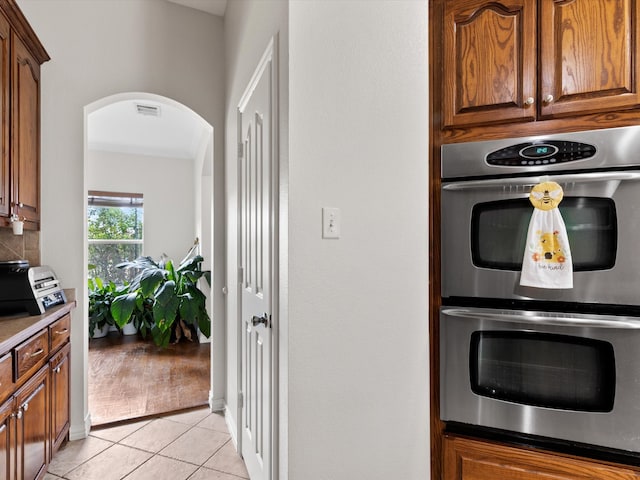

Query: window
470;331;616;412
88;191;143;284
471;197;617;271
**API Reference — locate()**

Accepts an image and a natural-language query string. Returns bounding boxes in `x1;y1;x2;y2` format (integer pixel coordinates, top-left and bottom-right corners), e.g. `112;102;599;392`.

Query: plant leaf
198;315;210;338
111;292;137;329
139;269;165;296
153;281;179;327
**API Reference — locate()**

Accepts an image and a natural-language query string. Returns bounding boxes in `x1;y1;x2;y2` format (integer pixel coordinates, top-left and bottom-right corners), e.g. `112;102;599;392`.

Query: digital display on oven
520;144;558;159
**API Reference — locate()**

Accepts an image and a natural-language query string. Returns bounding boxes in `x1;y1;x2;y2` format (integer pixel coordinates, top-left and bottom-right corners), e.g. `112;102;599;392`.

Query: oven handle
442;170;640;190
442;308;640;329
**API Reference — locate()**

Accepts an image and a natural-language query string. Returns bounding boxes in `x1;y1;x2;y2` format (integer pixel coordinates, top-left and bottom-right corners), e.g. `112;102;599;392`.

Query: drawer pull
15;410;22;420
28;348;44;359
54;328;69;335
54;366;61;374
21;402;28;412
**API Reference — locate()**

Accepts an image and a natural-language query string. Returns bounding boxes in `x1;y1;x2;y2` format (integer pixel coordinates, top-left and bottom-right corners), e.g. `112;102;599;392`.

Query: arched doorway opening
82;92;222;426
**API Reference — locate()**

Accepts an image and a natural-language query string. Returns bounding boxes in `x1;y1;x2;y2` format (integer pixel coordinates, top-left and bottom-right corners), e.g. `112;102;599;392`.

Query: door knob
251;313;270;328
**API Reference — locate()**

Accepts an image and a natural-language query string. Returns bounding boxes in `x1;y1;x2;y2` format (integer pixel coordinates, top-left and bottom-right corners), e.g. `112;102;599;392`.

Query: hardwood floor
89;332;211;426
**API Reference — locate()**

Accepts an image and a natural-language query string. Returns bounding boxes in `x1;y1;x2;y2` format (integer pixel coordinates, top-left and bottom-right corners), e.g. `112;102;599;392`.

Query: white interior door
238;40;276;480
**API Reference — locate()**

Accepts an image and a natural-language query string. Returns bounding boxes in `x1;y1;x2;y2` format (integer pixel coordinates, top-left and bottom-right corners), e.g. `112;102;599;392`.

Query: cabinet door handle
28;348;44;358
15;409;22;420
544;94;554;104
54;366;61;374
21;402;28;413
524;97;534;106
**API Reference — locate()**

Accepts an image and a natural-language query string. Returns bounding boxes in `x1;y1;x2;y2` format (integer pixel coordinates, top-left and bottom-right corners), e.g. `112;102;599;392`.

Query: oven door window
471;197;617;271
470;331;615;412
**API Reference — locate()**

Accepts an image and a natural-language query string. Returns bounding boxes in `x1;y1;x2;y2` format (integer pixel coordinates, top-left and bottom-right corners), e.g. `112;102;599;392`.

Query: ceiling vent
135;103;161;117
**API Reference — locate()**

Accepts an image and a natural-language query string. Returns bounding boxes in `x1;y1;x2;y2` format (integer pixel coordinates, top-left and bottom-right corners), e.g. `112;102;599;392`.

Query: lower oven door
440;306;640;453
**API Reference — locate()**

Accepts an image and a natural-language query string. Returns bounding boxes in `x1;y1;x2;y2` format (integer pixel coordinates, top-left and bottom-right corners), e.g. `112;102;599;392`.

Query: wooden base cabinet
0;399;13;480
0;365;48;480
49;343;69;455
0;302;74;480
443;435;640;480
14;366;48;480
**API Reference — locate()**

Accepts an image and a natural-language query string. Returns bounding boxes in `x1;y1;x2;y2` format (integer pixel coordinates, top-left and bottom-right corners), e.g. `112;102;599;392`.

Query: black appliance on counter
0;260;66;315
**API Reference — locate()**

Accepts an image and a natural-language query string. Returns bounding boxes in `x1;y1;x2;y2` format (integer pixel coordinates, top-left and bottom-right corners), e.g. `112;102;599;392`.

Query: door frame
236;34;280;480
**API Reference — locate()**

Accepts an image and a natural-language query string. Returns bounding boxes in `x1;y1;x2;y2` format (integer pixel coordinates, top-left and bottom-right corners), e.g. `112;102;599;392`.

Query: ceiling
88;99;210;160
165;0;227;16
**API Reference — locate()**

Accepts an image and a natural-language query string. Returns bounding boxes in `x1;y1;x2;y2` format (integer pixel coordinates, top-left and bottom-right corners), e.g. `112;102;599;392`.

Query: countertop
0;288;76;353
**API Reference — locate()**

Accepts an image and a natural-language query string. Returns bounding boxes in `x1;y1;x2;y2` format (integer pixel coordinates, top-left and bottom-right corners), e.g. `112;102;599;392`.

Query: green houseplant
111;244;211;348
89;276;147;337
88;277;122;337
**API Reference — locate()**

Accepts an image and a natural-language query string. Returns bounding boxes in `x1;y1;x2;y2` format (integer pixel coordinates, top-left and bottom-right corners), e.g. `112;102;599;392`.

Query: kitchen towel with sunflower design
520;180;573;289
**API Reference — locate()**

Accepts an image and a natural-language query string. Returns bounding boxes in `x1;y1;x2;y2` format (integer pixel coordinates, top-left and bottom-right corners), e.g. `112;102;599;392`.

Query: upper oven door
441;170;640;306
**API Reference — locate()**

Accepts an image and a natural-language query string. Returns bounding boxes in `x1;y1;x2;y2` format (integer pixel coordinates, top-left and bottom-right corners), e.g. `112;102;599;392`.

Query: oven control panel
486;141;596;166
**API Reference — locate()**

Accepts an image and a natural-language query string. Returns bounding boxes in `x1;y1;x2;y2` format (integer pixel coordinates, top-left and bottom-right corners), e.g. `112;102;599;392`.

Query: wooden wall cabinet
0;12;9;220
0;0;48;230
10;31;41;227
443;0;640;129
444;435;640;480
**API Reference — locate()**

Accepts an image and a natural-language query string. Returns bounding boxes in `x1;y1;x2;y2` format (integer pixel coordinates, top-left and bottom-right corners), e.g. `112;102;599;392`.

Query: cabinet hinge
238;392;244;409
238;142;244;158
238;266;244;284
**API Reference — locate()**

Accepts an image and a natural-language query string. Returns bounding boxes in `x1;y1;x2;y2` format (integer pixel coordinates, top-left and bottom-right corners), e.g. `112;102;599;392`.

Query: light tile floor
45;407;250;480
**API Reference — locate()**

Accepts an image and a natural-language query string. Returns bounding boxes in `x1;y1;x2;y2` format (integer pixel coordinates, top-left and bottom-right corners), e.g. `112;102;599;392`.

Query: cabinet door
15;366;47;480
539;0;640;118
0;13;8;220
443;0;537;127
10;32;40;227
0;398;14;480
49;343;69;455
443;435;640;480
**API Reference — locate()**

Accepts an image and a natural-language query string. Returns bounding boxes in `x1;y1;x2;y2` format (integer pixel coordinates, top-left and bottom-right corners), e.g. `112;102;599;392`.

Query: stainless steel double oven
440;125;640;460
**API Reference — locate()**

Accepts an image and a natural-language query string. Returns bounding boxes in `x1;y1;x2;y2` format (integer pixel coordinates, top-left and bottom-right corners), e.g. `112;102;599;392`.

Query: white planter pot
91;323;110;339
122;321;138;336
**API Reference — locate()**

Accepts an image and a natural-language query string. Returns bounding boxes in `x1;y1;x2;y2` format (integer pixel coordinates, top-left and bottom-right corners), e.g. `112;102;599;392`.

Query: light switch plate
322;207;340;239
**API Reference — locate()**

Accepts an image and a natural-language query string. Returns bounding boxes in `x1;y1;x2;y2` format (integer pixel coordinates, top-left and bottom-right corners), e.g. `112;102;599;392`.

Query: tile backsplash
0;228;40;265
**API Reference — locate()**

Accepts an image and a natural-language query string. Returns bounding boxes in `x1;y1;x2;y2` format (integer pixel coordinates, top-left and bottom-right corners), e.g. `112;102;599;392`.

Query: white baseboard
69;412;91;441
224;404;239;449
209;391;225;412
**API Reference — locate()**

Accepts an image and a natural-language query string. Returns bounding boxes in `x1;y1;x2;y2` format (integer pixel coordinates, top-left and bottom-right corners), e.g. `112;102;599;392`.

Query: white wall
17;0;225;439
287;1;429;478
225;0;429;478
87;150;195;262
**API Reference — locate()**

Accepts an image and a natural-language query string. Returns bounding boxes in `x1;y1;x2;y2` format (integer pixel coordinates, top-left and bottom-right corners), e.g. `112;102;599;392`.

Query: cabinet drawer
49;314;70;353
0;353;12;402
14;330;48;381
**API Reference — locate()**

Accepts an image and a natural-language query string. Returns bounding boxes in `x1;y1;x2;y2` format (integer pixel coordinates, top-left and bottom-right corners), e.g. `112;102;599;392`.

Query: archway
82;92;222;426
